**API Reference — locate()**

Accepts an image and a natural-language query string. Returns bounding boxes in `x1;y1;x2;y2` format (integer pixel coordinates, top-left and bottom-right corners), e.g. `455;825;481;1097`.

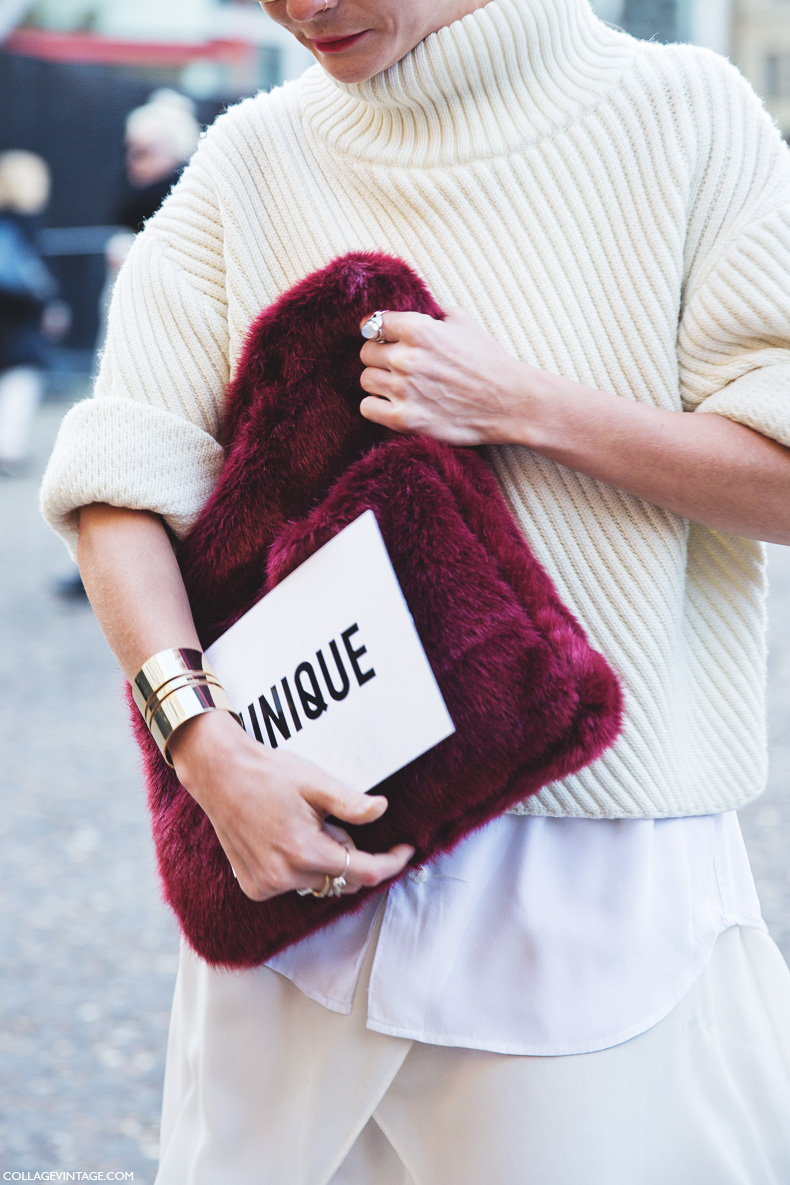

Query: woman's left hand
359;308;542;447
360;310;790;545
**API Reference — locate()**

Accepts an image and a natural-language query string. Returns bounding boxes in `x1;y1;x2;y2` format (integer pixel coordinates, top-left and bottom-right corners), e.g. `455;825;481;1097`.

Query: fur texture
131;253;623;968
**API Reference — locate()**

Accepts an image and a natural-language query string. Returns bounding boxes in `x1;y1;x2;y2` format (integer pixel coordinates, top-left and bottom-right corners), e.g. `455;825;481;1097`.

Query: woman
41;1;790;1181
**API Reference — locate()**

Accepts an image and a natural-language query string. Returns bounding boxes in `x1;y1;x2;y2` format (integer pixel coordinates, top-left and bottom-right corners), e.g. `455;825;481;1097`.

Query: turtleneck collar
299;0;635;167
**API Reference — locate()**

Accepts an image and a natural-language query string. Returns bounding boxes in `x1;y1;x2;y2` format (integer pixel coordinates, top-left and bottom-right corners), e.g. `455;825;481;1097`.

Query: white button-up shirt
267;811;764;1055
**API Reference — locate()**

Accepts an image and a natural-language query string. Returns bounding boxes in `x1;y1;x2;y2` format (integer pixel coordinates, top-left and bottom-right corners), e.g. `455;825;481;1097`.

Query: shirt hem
363;920;767;1057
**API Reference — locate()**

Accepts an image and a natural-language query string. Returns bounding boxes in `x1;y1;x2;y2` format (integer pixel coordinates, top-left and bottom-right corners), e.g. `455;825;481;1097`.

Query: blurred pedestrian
118;89;201;231
94;90;200;367
102;89;201;300
0;150;55;475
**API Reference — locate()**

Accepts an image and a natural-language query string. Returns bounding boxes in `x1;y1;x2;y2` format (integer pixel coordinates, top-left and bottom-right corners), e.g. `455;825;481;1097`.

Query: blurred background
0;0;312;393
0;0;789;1180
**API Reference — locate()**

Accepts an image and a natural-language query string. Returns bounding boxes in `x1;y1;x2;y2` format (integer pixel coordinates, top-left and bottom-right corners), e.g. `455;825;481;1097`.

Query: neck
300;0;635;167
435;0;494;24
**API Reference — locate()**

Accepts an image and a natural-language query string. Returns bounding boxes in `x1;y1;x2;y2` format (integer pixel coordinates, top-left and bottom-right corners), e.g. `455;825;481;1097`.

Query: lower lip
312;32;367;54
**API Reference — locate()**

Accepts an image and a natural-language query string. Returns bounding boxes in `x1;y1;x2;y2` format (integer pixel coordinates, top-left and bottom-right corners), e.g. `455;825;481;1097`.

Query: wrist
491;362;562;450
169;709;250;804
503;367;601;454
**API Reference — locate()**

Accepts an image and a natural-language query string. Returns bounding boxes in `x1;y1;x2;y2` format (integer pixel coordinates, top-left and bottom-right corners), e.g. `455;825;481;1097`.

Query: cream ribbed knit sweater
41;0;790;819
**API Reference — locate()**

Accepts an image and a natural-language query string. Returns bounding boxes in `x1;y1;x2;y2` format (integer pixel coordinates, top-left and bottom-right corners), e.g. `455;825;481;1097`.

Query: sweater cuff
40;397;225;559
695;363;790;448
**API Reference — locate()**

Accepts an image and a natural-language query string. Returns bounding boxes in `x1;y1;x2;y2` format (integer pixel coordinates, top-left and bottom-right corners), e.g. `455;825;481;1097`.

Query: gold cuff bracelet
132;648;242;767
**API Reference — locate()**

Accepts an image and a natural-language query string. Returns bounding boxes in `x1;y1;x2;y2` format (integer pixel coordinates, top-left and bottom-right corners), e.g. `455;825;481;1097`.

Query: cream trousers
156;925;790;1185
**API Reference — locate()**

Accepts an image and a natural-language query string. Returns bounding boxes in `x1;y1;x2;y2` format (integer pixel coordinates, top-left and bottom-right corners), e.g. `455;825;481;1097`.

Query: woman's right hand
169;709;415;902
77;505;412;901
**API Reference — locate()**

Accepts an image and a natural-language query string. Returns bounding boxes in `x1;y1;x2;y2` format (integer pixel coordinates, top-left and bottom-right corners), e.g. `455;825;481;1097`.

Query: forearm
77;503;227;773
77;503;200;681
519;373;790;545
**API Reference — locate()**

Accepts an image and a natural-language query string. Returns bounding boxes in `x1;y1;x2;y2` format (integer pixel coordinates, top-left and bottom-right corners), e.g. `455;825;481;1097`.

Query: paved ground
1;402;177;1180
1;400;789;1178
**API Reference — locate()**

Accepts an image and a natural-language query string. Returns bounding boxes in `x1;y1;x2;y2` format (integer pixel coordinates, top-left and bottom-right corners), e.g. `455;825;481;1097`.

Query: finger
211;810;352;902
358;364;400;399
295;838;353;893
323;821;356;849
359;309;399;343
359;309;435;345
345;843;415;890
359;338;395;367
292;831;359;895
359;395;408;432
305;780;390;826
294;838;415;899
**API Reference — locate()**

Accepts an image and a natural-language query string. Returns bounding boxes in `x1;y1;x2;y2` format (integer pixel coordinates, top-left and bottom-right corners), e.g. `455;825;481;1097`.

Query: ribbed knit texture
41;0;790;819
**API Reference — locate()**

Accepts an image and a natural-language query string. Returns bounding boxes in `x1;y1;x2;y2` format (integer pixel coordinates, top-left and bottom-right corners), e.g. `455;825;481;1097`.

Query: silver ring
330;846;352;897
296;845;351;899
361;310;388;345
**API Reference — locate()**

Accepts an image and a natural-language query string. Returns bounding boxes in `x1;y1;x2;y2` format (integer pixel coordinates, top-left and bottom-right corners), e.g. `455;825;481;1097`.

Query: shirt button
409;866;429;884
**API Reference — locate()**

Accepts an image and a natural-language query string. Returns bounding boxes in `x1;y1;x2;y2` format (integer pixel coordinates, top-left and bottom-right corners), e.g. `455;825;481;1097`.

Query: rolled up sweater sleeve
40;154;229;559
678;191;790;448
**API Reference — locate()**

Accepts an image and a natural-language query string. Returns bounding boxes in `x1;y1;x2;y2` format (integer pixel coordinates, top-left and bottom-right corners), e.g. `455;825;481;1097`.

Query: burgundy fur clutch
132;252;623;968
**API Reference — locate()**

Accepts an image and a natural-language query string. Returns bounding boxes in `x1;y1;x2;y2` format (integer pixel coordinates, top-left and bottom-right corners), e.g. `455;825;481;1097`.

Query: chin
318;60;383;83
308;39;403;84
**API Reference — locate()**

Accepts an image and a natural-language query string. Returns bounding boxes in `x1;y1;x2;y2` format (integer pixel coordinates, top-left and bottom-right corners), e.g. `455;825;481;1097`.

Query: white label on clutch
205;510;455;793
